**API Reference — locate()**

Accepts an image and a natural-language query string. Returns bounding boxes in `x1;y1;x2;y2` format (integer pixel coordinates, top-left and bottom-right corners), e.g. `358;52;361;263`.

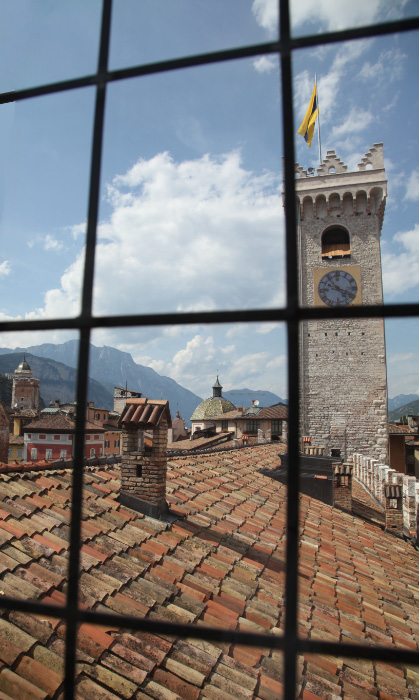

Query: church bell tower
295;144;388;463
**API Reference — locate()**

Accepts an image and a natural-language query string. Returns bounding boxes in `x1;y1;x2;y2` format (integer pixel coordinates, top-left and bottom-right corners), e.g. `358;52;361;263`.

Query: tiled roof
119;399;171;430
255;405;288;420
168;433;234;450
190;397;236;421
9;435;24;445
210;406;288;422
23;414;104;433
209;408;244;421
0;445;417;698
11;408;38;419
388;423;417;435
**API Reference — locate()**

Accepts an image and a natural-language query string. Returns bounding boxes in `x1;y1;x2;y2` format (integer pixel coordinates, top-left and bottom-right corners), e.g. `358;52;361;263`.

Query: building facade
11;359;40;412
23;413;105;462
295;144;388;462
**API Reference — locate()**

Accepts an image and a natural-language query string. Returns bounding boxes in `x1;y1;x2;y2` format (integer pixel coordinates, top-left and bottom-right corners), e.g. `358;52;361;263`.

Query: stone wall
119;415;168;518
297;146;388;464
11;377;40;412
353;452;419;540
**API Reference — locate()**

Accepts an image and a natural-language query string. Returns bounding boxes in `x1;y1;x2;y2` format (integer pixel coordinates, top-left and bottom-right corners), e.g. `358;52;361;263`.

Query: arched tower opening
321;226;350;259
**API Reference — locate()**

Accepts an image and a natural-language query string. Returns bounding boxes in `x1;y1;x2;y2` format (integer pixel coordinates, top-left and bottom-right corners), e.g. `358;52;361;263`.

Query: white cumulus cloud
405;170;419;201
382;224;419;296
253;0;408;35
0;261;11;277
253;56;277;74
33;151;284;321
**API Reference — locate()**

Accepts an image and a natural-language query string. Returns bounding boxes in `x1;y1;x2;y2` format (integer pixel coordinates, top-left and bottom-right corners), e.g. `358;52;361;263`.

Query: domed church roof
190;376;235;421
15;358;32;375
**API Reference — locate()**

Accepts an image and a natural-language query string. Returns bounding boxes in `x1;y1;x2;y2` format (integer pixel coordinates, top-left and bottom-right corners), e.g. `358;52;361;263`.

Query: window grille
0;2;418;699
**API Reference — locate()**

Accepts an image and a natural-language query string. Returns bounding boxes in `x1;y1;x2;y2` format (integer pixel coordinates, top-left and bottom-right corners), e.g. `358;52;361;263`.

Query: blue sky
0;0;418;401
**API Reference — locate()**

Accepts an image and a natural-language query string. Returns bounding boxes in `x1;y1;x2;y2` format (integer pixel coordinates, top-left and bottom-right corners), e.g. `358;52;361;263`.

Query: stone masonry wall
353;452;419;541
298;175;388;463
120;415;168;507
11;377;40;412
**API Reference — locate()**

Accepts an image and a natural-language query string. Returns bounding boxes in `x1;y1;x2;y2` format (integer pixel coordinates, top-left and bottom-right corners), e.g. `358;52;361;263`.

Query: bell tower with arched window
294;144;388;462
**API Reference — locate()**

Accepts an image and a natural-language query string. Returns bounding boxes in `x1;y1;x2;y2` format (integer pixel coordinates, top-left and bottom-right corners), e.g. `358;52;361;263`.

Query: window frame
0;2;418;699
246;418;260;434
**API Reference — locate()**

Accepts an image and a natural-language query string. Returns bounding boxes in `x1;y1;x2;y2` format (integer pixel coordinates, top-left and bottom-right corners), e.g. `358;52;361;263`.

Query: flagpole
316;73;322;165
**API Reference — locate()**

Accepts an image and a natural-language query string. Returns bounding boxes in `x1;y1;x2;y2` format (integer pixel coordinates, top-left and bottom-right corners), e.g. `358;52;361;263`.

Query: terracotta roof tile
0;447;416;697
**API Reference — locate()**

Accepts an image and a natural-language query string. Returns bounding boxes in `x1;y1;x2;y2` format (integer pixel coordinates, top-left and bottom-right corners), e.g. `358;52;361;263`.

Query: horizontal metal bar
1;15;417;106
0;302;418;335
1;593;418;664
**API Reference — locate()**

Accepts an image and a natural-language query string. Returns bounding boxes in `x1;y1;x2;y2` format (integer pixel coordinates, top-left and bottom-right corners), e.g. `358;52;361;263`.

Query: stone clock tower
294;144;388;463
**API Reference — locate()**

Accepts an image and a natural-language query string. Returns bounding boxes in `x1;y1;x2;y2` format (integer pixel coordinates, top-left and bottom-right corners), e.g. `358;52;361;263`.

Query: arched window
322;227;350;259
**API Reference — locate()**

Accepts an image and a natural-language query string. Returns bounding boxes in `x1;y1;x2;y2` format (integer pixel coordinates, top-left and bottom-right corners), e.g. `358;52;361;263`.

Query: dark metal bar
63;1;113;698
279;1;301;697
0;301;419;336
1;592;419;665
0;2;417;696
1;15;418;107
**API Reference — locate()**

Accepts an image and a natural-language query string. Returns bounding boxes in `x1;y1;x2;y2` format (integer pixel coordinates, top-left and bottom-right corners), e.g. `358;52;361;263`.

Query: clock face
318;269;358;307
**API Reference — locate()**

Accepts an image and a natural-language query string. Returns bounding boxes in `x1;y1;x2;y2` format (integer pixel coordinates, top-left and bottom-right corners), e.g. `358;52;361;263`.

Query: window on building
60;450;67;460
271;420;282;435
39;434;46;440
54;435;60;440
221;420;228;430
95;413;100;420
8;448;12;458
90;448;95;457
246;419;260;433
45;449;52;460
30;448;37;460
104;440;110;448
17;449;23;459
321;227;350;259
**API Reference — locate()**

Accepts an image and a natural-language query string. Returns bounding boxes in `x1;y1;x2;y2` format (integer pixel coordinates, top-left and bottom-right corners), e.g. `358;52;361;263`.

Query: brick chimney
118;399;171;518
333;463;353;511
384;483;403;536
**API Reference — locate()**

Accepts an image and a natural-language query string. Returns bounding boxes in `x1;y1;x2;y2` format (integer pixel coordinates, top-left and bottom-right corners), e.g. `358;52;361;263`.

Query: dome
15;359;32;374
190;396;236;421
191;376;235;421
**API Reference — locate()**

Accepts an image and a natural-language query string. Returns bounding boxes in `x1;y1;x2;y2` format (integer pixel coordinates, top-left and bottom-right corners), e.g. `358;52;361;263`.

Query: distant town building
210;404;288;443
86;401;121;456
114;386;142;414
11;358;40;412
190;377;236;437
23;413;105;462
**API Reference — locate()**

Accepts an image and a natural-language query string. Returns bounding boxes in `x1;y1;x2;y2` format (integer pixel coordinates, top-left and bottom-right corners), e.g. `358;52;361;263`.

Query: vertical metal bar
63;1;112;698
279;0;301;697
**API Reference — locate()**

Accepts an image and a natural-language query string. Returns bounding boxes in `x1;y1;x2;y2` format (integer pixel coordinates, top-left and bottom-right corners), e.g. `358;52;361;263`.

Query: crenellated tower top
292;143;387;233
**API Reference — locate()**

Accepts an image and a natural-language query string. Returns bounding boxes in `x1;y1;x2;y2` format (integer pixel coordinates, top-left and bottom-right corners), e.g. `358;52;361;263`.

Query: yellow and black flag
298;82;318;147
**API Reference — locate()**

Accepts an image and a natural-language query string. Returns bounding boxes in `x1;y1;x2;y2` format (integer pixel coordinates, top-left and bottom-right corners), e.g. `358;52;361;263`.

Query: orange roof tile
0;445;415;698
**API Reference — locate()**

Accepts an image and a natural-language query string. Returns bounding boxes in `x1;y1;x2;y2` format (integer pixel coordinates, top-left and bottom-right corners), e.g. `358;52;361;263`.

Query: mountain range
2;340;415;423
389;399;419;423
0;341;287;424
0;342;203;422
387;394;419;412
